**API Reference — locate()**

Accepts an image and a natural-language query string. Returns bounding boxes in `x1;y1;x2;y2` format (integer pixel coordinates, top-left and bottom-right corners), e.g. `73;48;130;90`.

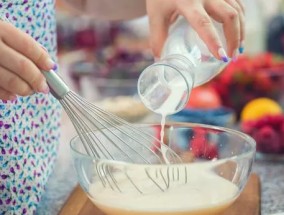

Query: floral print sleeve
0;1;61;214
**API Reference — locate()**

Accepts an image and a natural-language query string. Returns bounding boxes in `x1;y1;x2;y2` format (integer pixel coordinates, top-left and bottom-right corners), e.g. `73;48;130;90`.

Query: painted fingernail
44;58;56;70
218;48;229;63
52;63;58;71
239;41;245;54
39;82;50;94
9;95;17;101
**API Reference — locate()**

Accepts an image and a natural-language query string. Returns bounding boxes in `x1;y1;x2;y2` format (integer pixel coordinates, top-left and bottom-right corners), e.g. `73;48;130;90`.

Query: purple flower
7;3;12;8
10;167;15;174
5;198;11;205
1;175;8;179
1;148;6;155
0;184;5;190
8;147;13;154
4;124;10;129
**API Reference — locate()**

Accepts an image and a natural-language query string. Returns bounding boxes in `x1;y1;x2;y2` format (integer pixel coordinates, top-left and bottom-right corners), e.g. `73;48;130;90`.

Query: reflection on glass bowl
70;123;255;215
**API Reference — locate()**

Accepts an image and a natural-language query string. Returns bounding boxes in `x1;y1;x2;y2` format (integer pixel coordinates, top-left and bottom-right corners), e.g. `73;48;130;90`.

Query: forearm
64;0;146;20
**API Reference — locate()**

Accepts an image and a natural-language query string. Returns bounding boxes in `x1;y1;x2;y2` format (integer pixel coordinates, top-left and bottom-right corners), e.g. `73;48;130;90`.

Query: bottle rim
137;59;193;114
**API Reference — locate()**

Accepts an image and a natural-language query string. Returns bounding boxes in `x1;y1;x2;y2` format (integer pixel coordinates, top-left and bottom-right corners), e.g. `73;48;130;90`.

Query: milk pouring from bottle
138;18;228;115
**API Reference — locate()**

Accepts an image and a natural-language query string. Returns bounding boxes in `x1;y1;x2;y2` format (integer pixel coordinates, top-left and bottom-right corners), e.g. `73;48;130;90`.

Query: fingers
0;42;49;94
225;0;245;54
235;0;245;14
0;87;17;101
0;22;56;70
178;2;226;60
205;0;241;58
234;0;245;53
148;15;169;58
0;66;33;97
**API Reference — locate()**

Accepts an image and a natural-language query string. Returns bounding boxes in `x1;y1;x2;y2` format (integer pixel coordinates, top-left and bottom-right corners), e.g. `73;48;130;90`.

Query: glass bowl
70;123;256;215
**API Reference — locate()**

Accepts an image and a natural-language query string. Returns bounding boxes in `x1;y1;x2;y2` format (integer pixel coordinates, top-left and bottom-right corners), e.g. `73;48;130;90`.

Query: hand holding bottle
146;0;245;60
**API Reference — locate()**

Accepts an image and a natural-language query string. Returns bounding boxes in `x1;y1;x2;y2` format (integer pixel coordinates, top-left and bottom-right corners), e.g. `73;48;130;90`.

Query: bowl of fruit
240;97;284;161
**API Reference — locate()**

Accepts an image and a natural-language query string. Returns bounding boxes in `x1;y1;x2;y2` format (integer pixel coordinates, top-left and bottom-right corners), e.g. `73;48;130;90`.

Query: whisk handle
42;70;70;99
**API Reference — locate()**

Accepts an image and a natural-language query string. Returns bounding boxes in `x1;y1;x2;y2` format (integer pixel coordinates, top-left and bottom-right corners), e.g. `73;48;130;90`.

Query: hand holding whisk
43;70;188;193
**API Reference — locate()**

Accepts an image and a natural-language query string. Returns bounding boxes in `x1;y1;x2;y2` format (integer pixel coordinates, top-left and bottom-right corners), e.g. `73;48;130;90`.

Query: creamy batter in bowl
70;123;256;215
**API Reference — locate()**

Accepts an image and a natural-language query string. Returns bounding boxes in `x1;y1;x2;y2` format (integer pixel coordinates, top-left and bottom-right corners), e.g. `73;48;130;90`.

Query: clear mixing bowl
70;123;256;215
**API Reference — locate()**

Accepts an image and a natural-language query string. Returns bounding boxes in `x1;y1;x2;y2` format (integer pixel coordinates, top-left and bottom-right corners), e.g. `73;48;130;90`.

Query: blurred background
55;0;284;155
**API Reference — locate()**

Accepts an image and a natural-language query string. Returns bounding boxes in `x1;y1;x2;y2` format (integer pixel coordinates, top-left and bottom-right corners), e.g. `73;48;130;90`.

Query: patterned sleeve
0;10;9;22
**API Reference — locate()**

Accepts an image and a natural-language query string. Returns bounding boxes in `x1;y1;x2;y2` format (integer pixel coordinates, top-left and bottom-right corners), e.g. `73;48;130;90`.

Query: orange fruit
241;98;283;121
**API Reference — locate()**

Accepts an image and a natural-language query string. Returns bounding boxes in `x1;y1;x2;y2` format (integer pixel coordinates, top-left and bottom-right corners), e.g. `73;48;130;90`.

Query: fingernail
9;95;17;101
52;64;58;71
44;58;56;70
239;41;245;54
39;82;50;94
218;48;229;63
41;45;48;52
154;57;160;62
232;49;238;62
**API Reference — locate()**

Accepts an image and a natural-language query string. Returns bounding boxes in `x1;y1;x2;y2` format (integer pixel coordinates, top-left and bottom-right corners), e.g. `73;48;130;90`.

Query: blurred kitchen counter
35;113;284;215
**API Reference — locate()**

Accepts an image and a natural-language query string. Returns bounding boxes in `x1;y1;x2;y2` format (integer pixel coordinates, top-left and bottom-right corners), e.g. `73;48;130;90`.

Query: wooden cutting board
59;173;260;215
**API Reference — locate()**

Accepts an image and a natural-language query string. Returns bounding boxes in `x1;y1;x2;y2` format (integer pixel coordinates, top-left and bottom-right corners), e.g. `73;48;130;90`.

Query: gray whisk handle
42;70;70;99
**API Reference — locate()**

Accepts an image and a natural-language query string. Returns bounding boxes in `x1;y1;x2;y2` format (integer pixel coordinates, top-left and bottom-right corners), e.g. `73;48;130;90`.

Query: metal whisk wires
43;69;187;194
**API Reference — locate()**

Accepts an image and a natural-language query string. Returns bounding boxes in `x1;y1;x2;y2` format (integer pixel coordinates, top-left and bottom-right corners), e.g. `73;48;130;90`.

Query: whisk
43;70;188;193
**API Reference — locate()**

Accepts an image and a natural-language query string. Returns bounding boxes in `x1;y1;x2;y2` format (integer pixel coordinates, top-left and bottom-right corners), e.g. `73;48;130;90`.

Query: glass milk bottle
138;17;229;115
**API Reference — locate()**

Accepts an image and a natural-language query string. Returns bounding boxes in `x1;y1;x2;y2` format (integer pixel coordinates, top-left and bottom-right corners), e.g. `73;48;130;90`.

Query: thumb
148;15;169;58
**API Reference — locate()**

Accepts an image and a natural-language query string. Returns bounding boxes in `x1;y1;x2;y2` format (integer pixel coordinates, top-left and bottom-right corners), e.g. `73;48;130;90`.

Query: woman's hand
146;0;245;61
0;21;56;101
